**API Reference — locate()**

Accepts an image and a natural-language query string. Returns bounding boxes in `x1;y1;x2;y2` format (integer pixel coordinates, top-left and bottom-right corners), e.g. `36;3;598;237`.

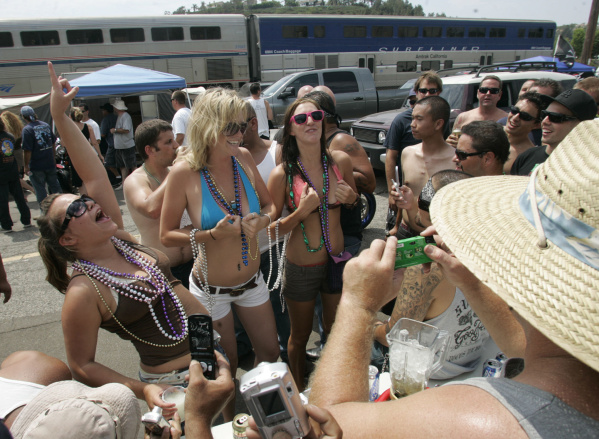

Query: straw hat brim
430;175;599;372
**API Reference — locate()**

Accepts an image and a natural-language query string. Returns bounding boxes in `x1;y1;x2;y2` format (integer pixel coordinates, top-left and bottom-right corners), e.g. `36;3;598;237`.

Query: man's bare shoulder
123;167;150;192
402;143;423;158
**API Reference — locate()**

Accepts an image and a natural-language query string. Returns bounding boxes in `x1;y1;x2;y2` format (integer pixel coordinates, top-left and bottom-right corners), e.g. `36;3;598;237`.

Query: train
0;14;556;98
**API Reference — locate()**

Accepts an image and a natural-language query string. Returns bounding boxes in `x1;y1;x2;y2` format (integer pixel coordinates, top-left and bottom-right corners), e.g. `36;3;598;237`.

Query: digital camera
141;406;170;435
240;362;309;439
395;235;436;269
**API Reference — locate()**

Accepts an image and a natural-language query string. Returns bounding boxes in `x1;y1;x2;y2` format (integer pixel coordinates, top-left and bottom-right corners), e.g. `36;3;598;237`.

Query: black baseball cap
100;103;113;112
546;89;597;121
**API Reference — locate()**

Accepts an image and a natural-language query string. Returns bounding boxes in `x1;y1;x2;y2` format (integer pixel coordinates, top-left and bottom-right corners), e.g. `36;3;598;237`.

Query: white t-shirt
172;108;191;146
84;119;101;142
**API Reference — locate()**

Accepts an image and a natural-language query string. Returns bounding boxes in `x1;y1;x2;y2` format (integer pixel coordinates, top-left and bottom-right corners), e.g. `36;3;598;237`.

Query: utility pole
581;0;599;64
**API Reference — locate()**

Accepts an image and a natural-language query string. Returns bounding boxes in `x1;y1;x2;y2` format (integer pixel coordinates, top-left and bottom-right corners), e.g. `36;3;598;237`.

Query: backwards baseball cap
547;89;597;121
20;106;36;121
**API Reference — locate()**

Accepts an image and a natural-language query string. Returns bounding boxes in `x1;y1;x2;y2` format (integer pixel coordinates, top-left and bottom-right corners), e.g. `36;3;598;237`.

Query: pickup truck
350;67;577;170
260;67;402;128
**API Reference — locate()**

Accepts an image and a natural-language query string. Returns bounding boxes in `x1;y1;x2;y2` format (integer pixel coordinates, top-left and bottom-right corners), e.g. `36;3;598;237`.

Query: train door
358;55;375;73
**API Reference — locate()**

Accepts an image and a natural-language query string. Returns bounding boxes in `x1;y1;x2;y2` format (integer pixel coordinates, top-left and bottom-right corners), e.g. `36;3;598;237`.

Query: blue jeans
30;169;62;206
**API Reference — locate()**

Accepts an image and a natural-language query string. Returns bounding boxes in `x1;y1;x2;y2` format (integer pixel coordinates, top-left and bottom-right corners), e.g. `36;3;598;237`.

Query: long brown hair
37;194;77;293
281;98;331;181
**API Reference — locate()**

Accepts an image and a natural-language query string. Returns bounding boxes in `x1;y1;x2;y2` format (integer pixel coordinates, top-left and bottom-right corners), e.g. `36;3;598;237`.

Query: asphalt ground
0;170;390;430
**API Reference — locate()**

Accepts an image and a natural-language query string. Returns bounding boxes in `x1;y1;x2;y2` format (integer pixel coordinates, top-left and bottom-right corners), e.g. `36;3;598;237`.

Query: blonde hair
0;111;24;139
184;87;247;171
70;107;83;122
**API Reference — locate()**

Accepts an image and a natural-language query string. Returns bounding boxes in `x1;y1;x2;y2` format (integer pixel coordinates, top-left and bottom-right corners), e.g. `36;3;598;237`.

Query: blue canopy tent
70;64;187;97
517;56;595;75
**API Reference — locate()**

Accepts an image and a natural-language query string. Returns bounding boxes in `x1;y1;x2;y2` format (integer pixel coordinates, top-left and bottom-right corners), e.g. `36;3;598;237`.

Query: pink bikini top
288;164;343;212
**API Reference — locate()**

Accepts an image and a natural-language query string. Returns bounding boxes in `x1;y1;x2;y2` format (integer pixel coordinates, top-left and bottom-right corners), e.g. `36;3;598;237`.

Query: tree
173;5;187;14
571;28;585;57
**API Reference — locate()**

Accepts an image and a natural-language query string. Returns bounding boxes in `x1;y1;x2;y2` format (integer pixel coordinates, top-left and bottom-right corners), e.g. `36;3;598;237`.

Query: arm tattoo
354;173;369;193
388;265;443;327
343;142;358;153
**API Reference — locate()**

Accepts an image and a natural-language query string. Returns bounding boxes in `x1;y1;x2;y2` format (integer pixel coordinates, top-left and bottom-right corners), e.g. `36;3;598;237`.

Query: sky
0;0;593;26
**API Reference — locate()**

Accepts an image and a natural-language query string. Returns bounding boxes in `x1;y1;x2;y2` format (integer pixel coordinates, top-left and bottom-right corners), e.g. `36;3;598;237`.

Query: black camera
188;314;217;380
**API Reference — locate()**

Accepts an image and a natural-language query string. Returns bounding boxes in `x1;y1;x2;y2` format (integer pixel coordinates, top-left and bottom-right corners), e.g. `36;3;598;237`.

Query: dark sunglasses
61;195;95;231
409;99;417;106
291;110;325;125
417;88;438;95
455;149;488;161
541;110;578;124
478;87;501;95
509;106;537;122
223;122;248;136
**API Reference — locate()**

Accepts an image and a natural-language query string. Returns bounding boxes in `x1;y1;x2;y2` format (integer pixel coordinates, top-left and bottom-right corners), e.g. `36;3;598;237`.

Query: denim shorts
282;260;331;302
114;147;136;169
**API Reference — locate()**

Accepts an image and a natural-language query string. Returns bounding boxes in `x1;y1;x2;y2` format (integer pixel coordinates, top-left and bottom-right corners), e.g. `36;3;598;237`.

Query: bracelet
209;229;216;240
344;193;360;209
262;213;272;226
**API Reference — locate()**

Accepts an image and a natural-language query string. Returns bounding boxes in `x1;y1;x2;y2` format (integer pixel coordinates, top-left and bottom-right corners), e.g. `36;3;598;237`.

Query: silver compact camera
240;362;309;439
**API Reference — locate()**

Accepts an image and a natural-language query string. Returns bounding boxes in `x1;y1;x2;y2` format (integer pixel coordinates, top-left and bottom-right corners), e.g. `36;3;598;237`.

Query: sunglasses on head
541;110;578;124
291;110;325;125
455;149;488;161
417;88;438;95
478;87;501;95
509;106;537;122
223;121;248;136
61;195;95;232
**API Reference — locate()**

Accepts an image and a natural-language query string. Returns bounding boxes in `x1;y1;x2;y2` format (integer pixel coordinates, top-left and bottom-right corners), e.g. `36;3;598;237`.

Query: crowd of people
1;60;599;439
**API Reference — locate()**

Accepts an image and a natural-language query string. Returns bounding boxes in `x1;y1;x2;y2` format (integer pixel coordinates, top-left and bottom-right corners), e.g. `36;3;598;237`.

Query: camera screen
258;389;287;418
189;317;212;354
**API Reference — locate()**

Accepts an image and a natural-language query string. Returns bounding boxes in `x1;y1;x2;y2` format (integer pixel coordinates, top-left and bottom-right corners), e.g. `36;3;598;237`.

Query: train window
190;26;221;40
396;61;417;72
444;60;453;69
314;25;326;38
422;61;440;71
21;31;59;47
67;29;103;45
528;27;544;38
518;28;525;38
343;26;367;38
446;27;464;38
372;26;393;38
546;29;554;38
468;27;486;38
323;71;359;94
151;27;184;42
398;26;418;38
490;28;506;38
423;27;442;38
0;32;13;48
283;26;308;38
110;28;144;43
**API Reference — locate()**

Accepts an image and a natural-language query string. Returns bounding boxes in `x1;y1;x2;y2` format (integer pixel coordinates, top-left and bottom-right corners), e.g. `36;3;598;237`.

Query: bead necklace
189;228;215;316
142;163;162;185
288;154;333;254
71;237;188;345
265;218;288;312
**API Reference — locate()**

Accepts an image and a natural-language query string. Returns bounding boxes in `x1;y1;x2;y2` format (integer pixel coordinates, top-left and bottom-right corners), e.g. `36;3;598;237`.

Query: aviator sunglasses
455;149;489;161
223;121;248;136
291;110;325;125
478;87;501;95
61;195;95;231
541;110;578;124
509;106;537;122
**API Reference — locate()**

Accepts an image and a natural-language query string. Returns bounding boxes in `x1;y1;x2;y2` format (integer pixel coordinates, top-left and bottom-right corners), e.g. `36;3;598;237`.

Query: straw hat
430;120;599;372
112;99;128;111
10;381;140;439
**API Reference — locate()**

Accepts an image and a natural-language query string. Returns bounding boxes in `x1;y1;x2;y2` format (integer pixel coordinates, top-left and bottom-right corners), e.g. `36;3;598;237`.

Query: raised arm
48;62;124;230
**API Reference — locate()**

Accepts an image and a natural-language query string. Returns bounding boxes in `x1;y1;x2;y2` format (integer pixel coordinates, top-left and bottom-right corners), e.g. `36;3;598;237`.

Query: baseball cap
546;89;597;121
20;106;36;121
100;103;113;112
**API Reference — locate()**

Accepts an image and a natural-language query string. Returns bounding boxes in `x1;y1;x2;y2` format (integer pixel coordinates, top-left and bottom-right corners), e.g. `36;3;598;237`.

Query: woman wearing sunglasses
267;98;358;390
160;87;279;420
38;63;212;420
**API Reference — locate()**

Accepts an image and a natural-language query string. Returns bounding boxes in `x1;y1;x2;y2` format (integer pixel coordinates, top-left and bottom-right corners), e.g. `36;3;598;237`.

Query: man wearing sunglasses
503;92;545;174
453;120;509;177
447;76;508;148
384;71;443;236
511;89;597;176
123;119;194;289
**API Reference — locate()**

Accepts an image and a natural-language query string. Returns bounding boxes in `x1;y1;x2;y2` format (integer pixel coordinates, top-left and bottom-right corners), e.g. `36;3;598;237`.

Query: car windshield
440;84;467;110
262;74;294;98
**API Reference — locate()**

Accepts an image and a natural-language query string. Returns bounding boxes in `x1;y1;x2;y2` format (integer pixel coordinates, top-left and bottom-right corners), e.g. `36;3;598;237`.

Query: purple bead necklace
71;237;188;342
296;154;333;254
